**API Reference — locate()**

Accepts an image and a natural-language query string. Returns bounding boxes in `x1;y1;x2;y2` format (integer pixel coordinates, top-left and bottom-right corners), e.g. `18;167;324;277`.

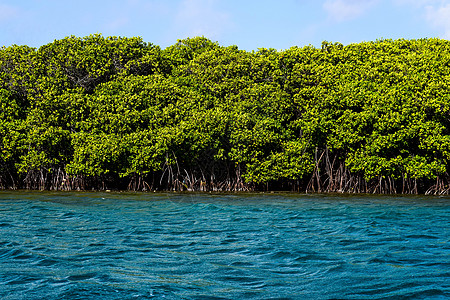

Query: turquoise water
0;192;448;299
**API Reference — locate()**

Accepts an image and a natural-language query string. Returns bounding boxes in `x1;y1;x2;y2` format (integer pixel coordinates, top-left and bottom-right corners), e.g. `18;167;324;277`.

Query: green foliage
0;34;449;193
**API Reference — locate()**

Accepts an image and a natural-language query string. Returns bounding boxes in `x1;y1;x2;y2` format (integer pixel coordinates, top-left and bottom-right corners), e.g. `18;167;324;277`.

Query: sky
1;0;450;51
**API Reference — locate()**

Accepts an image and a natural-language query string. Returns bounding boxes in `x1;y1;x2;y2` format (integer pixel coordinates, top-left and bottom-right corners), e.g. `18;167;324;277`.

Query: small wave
229;261;254;267
35;258;58;267
403;288;449;299
0;222;14;228
270;250;297;260
355;282;448;299
216;275;265;286
67;272;98;282
5;275;41;286
0;193;448;299
338;239;366;246
0;248;25;259
405;234;439;240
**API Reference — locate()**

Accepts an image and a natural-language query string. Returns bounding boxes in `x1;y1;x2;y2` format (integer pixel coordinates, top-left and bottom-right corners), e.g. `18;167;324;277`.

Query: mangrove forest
0;35;449;194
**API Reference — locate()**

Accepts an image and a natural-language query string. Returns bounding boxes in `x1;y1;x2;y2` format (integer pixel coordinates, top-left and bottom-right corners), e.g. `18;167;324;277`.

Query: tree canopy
1;35;449;194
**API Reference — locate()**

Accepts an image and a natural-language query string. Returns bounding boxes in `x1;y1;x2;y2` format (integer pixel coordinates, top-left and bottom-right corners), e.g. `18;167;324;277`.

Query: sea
0;191;448;299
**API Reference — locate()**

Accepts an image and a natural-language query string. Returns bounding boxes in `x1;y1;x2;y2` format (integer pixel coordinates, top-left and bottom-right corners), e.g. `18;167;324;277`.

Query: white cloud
394;0;450;39
174;0;232;39
393;0;448;6
425;3;450;38
323;0;379;22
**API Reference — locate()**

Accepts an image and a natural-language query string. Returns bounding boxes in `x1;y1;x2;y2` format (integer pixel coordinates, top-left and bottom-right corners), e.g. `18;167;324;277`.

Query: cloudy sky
1;0;449;50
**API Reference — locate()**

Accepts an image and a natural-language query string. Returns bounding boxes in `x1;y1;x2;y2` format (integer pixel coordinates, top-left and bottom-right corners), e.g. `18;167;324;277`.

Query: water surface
0;192;448;299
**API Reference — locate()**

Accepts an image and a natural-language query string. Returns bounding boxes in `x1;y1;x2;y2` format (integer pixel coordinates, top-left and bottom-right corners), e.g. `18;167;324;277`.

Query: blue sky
1;0;450;51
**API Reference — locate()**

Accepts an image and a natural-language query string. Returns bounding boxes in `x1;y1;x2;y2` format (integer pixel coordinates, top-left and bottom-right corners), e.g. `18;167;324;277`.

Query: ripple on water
0;192;448;299
35;258;58;267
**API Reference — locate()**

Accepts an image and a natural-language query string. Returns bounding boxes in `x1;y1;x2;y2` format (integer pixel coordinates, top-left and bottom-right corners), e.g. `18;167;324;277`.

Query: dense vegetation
1;35;449;194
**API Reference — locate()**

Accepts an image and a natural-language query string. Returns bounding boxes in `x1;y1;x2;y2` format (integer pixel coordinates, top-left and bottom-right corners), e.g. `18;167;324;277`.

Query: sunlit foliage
0;35;449;194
